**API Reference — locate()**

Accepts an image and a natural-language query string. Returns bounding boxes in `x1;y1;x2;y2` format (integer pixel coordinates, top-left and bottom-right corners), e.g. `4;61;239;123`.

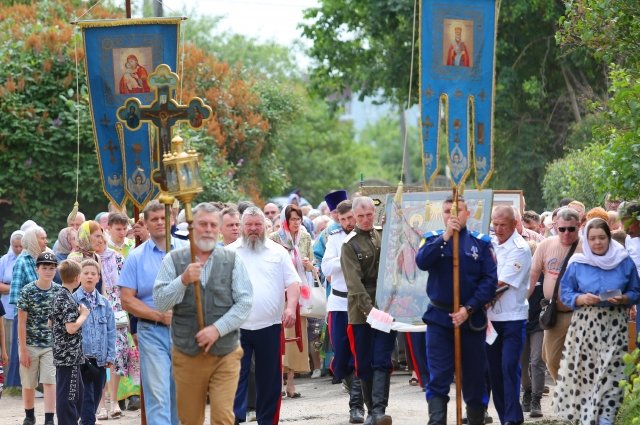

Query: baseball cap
36;252;58;266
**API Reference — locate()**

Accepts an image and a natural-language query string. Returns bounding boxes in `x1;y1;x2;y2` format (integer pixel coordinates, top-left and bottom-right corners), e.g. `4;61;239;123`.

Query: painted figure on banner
450;146;468;179
119;54;150;94
128;168;151;200
126;105;140;128
444;22;472;68
190;106;203;128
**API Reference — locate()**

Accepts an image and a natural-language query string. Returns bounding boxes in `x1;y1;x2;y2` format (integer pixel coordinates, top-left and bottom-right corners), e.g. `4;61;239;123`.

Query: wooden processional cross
116;64;212;190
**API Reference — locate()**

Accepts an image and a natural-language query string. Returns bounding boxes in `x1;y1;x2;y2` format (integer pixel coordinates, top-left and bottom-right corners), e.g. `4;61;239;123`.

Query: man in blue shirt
119;201;186;425
415;196;497;425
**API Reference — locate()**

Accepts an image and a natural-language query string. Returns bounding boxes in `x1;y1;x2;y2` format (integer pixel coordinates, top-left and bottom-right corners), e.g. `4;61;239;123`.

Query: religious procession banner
78;18;181;208
420;0;499;189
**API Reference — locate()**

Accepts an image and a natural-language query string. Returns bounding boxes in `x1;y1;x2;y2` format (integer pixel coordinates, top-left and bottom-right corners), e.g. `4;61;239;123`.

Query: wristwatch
464;305;474;315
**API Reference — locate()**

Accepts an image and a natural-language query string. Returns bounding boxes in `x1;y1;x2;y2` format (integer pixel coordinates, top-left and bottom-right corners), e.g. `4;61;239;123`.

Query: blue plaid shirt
9;252;38;307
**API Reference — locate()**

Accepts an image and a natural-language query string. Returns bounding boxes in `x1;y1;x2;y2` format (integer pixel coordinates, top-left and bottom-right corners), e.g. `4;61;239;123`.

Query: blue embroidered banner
79;18;181;208
421;0;498;189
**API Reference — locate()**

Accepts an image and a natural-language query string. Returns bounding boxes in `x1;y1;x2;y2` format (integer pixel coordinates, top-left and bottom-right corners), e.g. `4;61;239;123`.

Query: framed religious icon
492;190;525;215
359;185;424;227
376;190;493;324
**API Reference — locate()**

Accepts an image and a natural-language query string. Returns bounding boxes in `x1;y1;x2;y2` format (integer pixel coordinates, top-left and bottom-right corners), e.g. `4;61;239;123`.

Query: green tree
541;143;606;210
556;1;640;202
0;1;105;240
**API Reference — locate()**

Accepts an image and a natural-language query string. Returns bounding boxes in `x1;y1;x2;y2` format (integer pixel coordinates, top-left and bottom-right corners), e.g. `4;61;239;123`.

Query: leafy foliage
541;143;606;210
616;342;640;424
0;1;108;240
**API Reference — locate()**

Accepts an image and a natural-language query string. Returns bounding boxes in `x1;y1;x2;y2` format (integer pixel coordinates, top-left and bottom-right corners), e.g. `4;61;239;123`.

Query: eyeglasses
557;226;577;233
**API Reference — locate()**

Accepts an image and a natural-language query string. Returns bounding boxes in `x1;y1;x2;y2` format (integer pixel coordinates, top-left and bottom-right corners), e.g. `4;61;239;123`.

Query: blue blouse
560;256;640;310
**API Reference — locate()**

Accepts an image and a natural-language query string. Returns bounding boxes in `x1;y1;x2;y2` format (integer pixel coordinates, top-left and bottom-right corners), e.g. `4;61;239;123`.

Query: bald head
492;205;516;244
263;203;279;222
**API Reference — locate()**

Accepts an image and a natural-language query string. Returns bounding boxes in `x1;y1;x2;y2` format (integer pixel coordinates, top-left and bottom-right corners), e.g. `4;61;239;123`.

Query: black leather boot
349;375;365;424
427;397;447;425
466;407;486;425
361;378;373;425
371;370;392;425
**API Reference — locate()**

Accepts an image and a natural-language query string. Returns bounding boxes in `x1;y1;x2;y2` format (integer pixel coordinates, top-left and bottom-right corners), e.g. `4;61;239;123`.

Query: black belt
332;289;348;298
429;299;454;312
139;318;167;327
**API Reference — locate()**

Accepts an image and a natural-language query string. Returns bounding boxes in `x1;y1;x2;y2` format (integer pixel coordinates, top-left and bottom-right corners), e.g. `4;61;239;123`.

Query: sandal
286;391;301;399
96;408;108;420
110;405;123;418
409;377;419;386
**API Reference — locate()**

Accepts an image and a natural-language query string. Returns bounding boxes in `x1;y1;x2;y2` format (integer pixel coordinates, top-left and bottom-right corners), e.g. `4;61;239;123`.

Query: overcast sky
160;0;318;45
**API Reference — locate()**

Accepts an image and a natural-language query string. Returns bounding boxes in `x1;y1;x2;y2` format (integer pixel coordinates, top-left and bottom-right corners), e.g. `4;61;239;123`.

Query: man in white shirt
321;200;364;424
486;206;532;425
228;207;300;425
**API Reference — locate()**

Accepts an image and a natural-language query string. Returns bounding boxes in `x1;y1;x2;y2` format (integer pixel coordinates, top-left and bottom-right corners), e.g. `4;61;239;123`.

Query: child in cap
51;260;89;424
17;252;62;425
72;259;116;425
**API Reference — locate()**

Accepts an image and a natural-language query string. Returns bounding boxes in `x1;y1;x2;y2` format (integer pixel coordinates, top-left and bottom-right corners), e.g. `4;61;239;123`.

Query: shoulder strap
551;240;579;301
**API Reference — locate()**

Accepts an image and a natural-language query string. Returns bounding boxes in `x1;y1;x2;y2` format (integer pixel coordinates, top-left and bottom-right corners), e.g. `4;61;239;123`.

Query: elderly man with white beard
154;202;253;425
228;206;300;425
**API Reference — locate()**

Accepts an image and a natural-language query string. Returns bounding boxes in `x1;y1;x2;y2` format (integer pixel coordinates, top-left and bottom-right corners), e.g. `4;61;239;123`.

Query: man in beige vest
154;202;253;425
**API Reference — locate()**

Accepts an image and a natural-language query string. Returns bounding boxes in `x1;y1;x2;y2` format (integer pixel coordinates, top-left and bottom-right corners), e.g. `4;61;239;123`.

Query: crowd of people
0;190;638;425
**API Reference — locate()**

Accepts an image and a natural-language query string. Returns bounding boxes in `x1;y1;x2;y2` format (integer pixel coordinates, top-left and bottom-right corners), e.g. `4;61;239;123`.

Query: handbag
114;310;129;329
539;240;578;330
300;270;327;319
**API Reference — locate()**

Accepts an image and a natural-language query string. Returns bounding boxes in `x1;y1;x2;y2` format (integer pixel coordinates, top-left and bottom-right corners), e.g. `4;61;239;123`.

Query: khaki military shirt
340;226;382;324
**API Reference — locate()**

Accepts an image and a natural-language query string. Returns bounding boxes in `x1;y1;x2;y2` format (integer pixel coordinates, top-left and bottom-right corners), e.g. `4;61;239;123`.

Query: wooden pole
184;202;205;330
451;187;463;425
125;0;131;19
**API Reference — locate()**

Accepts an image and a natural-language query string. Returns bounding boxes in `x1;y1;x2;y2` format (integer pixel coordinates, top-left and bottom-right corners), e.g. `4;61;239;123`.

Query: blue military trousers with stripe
328;311;355;380
347;324;397;381
425;323;487;410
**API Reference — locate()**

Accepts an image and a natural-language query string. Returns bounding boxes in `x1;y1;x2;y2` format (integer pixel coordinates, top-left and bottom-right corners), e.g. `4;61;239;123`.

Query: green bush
616;336;640;424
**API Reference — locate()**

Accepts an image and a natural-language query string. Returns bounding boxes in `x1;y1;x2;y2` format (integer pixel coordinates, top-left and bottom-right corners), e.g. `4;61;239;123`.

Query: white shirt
321;229;348;312
626;235;640;277
488;231;531;321
227;238;299;330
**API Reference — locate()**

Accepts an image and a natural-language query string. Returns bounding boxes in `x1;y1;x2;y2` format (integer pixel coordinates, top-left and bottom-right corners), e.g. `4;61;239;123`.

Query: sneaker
311;369;322;379
246;410;257;422
127;395;141;411
530;398;543;418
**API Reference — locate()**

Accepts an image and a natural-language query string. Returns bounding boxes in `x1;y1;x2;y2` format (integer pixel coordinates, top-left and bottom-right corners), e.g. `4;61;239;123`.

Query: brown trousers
541;311;573;381
172;346;243;425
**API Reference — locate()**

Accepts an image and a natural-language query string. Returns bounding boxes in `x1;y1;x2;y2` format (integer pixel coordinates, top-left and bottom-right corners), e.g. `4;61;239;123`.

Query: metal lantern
163;135;203;202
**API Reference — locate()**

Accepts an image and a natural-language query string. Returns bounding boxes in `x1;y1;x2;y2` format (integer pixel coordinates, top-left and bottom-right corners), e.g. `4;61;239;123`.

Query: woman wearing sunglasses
554;218;640;425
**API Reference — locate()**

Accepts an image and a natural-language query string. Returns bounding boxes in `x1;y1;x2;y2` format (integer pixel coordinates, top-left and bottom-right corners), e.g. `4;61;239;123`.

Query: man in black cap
313;190;349;266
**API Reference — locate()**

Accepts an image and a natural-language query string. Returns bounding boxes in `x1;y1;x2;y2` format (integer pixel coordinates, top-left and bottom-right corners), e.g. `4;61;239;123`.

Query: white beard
243;233;266;251
195;238;217;252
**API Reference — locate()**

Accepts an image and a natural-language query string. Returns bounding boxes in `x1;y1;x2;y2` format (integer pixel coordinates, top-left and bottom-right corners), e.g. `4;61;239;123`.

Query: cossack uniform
341;226;396;425
415;228;497;425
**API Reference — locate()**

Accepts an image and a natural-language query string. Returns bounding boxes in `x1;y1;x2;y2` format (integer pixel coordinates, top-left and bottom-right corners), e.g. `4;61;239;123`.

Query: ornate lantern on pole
163;134;205;330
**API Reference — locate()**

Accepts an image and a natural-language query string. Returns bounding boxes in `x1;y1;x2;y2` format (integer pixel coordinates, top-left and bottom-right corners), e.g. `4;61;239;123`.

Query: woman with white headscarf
0;231;24;354
554;218;640;425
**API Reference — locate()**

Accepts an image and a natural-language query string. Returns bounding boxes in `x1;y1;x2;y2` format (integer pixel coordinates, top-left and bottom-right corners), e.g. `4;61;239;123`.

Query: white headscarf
8;230;24;255
22;226;45;259
569;218;628;270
